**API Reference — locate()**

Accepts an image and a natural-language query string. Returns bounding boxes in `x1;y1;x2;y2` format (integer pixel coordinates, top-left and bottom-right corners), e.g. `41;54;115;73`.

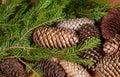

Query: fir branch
18;58;42;77
0;0;70;62
12;3;29;23
38;0;52;10
0;24;16;26
5;45;37;51
0;0;66;52
19;17;62;42
64;0;110;19
1;37;101;65
79;37;101;52
0;0;24;23
0;52;9;60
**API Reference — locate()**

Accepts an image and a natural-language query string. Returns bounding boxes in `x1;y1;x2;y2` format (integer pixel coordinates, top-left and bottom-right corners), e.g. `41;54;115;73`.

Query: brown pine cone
94;55;120;77
79;46;105;71
77;24;100;45
34;59;66;77
100;8;120;39
59;60;92;77
0;58;26;77
103;34;120;56
33;27;79;48
56;18;95;31
0;70;6;77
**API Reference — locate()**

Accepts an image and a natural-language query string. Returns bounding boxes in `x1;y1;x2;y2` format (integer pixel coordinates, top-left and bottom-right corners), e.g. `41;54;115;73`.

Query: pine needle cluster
64;0;112;20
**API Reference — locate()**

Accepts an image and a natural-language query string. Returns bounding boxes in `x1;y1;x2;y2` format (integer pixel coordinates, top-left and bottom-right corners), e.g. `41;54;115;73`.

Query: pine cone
56;18;95;31
94;55;120;77
77;24;100;45
103;34;120;56
0;58;26;77
59;60;92;77
34;59;66;77
79;46;105;71
100;8;120;39
33;27;79;48
0;70;6;77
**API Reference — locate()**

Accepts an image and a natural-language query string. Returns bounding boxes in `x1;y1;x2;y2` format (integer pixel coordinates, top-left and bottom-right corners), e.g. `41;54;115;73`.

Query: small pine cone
100;8;120;39
56;18;95;31
0;58;26;77
33;27;79;48
78;24;100;45
79;46;105;71
59;60;92;77
94;55;120;77
103;34;120;55
34;59;66;77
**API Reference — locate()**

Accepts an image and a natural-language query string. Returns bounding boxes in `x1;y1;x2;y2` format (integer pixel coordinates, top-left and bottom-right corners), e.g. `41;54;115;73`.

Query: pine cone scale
59;35;67;48
57;35;63;48
103;34;120;55
95;55;120;77
77;24;100;45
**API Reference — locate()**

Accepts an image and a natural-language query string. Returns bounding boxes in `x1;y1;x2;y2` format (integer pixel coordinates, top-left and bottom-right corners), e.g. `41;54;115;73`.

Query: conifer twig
5;46;37;51
19;17;62;41
79;37;101;51
18;58;41;77
0;24;16;26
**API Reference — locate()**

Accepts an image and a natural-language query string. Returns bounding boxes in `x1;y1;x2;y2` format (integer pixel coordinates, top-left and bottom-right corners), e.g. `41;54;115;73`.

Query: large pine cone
0;70;6;77
100;8;120;39
94;55;120;77
103;34;120;56
79;46;105;71
56;18;95;31
77;24;100;45
59;60;92;77
0;58;26;77
34;59;66;77
33;27;79;48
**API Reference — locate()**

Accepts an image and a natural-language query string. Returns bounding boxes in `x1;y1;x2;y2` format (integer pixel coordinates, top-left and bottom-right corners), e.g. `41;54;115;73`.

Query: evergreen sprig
4;37;101;65
79;37;101;52
0;0;24;23
64;0;111;20
0;0;68;52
